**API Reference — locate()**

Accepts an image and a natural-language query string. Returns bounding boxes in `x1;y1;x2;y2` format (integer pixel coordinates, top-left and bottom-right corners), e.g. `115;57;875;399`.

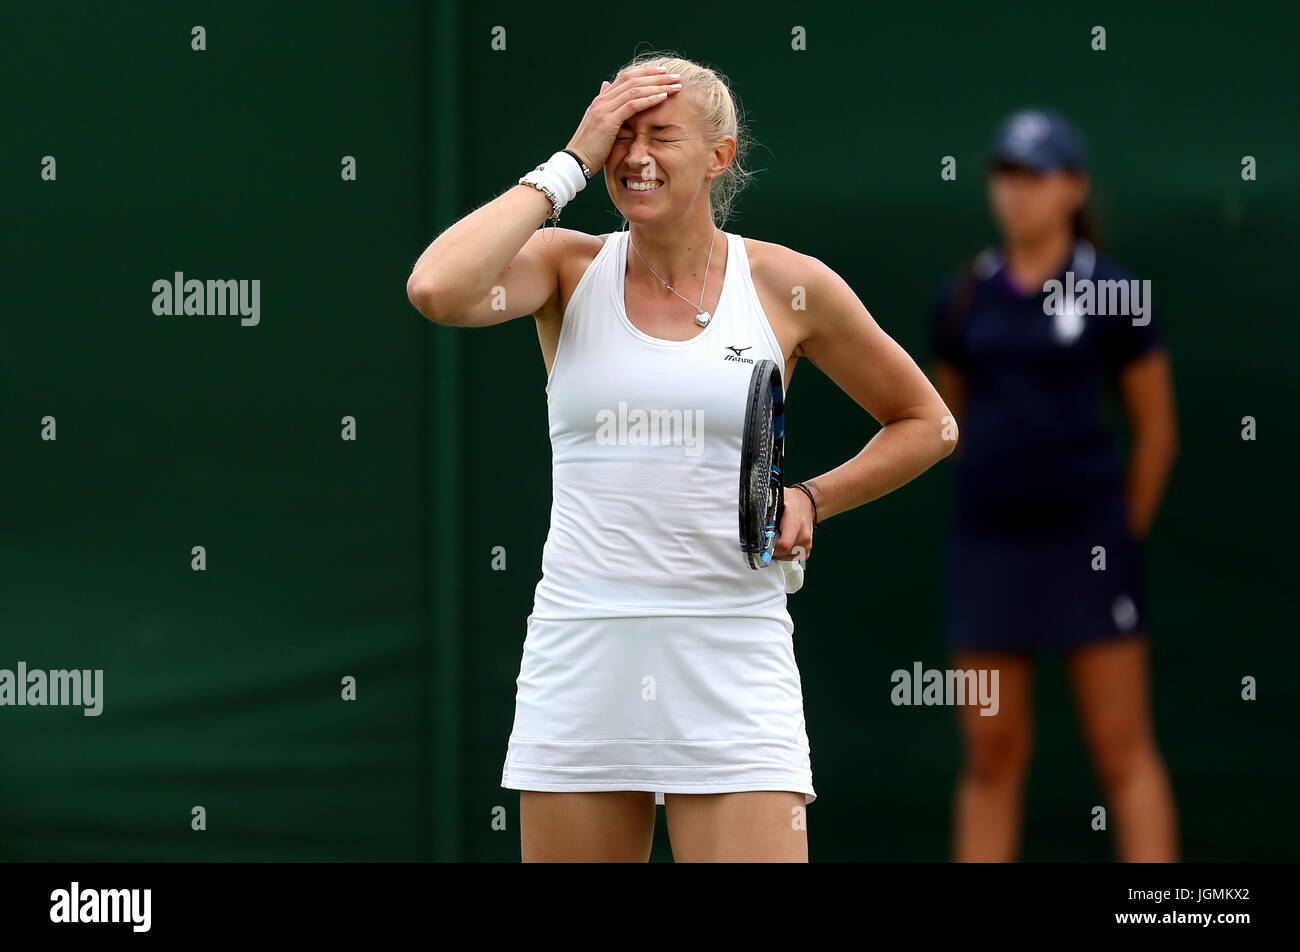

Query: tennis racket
739;359;805;594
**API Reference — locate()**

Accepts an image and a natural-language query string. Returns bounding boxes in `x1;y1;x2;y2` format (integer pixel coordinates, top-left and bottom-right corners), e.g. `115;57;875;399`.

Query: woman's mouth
622;178;663;193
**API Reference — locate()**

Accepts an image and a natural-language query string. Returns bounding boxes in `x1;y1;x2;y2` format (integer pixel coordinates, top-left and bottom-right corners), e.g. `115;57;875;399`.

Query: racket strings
740;361;785;569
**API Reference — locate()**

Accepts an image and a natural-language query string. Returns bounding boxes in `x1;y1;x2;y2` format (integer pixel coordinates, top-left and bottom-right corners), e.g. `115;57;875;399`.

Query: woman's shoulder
740;235;838;300
546;228;612;287
535;229;616;324
931;247;1000;311
740;234;813;269
545;227;609;264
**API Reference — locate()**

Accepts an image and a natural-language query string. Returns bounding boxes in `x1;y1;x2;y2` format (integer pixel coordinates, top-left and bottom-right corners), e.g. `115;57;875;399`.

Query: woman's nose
626;153;654;176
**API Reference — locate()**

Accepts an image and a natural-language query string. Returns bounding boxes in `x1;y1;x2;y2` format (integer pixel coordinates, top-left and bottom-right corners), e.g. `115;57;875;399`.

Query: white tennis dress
500;228;816;806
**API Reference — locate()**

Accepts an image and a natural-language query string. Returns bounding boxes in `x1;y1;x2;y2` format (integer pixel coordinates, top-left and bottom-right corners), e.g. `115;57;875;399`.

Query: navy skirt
941;492;1149;653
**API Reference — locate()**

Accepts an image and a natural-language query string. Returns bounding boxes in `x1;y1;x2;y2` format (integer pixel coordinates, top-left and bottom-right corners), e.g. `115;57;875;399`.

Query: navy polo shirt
929;241;1164;530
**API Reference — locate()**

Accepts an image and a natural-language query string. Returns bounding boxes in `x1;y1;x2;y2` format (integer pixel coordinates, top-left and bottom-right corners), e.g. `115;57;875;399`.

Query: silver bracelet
524;178;561;218
519;150;587;240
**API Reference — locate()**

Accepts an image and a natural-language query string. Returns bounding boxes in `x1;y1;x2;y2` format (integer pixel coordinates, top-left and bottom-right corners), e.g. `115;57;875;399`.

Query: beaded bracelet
791;481;821;530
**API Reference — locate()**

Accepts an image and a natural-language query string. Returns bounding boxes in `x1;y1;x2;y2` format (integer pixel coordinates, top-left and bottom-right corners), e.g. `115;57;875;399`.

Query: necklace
627;226;719;327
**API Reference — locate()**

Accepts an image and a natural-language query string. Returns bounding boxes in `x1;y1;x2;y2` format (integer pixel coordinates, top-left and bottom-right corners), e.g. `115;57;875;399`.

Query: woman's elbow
406;276;461;325
936;408;959;458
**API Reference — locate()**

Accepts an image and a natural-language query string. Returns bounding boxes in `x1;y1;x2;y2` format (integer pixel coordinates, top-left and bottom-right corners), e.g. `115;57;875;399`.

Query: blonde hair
611;50;756;229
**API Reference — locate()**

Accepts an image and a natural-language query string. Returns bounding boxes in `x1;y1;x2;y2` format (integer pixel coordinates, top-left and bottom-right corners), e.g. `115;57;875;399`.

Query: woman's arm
1116;348;1179;541
784;253;958;525
931;359;966;461
407;65;685;327
406;184;561;327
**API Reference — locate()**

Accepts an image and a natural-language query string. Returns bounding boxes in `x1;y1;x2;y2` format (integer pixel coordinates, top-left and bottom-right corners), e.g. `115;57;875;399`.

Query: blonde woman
407;52;954;862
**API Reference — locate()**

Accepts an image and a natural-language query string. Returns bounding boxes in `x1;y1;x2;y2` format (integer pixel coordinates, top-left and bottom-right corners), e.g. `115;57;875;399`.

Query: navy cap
988;109;1088;173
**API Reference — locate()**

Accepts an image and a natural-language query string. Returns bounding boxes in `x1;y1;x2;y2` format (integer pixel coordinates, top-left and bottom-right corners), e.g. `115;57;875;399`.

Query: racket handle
781;558;805;594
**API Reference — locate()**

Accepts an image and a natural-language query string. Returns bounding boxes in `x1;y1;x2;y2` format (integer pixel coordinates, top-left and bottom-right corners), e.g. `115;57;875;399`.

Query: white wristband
518;150;588;218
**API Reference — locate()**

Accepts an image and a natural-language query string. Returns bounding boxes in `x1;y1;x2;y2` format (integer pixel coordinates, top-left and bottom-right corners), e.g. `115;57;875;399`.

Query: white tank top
531;229;791;621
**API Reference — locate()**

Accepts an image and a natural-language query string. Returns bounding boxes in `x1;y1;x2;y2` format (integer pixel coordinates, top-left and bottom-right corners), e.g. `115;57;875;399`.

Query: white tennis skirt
501;611;816;805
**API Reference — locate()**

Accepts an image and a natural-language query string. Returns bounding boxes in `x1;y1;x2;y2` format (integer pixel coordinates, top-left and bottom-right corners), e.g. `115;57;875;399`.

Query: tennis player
930;109;1180;861
407;53;954;862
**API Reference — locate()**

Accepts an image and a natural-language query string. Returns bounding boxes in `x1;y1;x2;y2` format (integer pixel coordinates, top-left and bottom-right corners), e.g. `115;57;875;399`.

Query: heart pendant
695;311;711;327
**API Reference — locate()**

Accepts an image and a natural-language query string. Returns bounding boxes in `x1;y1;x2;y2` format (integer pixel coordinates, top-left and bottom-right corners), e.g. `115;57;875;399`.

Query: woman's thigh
951;650;1036;773
520;791;657;862
663;791;808;862
1063;634;1158;773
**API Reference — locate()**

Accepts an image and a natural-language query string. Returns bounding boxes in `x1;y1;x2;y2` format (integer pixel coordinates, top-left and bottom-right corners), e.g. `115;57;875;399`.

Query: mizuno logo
724;345;754;364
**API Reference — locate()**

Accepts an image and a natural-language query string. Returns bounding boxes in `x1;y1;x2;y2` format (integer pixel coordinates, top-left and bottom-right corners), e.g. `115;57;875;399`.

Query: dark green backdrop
3;1;1295;861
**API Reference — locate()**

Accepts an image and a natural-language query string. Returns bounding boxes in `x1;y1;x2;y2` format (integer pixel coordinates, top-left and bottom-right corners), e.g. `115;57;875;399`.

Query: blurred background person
929;109;1180;862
